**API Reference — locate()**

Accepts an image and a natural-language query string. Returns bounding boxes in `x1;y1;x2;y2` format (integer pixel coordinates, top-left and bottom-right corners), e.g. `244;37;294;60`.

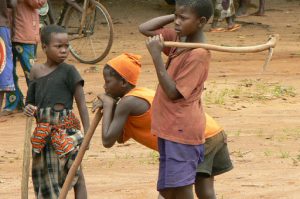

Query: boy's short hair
40;25;67;45
176;0;213;21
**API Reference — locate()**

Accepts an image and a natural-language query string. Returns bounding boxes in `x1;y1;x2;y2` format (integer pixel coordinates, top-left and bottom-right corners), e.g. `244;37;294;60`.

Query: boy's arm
24;65;38;117
138;14;174;37
146;35;183;100
74;84;90;134
100;94;132;148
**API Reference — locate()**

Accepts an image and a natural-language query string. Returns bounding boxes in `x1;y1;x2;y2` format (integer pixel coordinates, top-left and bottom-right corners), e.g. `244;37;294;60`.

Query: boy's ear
42;43;47;52
198;17;207;27
121;80;128;88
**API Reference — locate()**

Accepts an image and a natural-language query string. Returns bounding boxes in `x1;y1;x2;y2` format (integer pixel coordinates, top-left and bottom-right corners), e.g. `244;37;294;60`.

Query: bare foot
251;11;265;16
226;24;241;32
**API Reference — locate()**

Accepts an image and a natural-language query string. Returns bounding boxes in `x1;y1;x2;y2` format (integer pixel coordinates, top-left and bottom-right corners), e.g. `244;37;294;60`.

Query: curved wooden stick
164;34;279;53
59;109;103;199
21;117;33;199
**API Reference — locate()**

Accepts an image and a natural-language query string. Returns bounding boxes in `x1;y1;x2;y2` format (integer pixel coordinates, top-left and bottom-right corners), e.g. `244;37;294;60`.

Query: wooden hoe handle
59;109;103;199
21;117;33;199
163;34;279;53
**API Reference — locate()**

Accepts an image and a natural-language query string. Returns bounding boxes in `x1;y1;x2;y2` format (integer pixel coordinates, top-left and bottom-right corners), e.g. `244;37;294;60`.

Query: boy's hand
24;104;37;117
98;93;116;107
91;98;103;113
146;34;164;59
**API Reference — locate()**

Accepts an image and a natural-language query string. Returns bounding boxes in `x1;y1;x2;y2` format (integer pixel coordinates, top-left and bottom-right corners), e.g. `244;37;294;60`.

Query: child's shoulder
30;63;44;80
186;48;211;62
190;48;210;57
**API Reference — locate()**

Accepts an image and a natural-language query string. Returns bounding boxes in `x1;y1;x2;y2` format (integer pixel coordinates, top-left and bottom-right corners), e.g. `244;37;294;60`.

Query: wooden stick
21;117;33;199
59;109;103;199
164;34;279;53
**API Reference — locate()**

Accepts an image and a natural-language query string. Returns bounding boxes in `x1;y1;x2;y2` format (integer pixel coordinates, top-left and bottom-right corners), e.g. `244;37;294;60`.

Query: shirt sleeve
25;0;47;9
155;28;177;56
175;49;210;99
67;65;84;94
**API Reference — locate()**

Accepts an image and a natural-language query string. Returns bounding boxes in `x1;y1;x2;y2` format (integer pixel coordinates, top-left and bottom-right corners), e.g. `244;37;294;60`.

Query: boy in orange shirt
93;53;157;150
93;53;233;199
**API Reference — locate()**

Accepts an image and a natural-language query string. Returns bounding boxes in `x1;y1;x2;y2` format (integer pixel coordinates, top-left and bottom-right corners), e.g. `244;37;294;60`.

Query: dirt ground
1;0;300;198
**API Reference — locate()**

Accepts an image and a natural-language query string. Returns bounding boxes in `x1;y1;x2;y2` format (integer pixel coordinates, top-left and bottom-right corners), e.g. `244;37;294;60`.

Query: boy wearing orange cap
93;53;157;149
93;52;233;199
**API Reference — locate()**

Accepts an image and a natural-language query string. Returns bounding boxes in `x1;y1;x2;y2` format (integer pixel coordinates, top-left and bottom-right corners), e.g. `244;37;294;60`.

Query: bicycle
40;0;114;64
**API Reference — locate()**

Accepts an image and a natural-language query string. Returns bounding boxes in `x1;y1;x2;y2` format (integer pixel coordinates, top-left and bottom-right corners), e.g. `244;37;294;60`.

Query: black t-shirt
26;62;84;110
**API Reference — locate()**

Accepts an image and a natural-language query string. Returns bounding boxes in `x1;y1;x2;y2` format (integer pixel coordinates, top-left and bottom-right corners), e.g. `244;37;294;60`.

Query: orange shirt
151;28;210;145
121;88;222;151
204;113;223;139
121;87;158;150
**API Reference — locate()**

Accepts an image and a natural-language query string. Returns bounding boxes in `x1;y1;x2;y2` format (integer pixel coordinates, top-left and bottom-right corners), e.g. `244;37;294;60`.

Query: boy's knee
195;189;216;199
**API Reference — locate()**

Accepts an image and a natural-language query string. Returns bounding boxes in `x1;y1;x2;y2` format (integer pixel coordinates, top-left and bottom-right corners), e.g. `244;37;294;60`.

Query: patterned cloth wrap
31;108;84;158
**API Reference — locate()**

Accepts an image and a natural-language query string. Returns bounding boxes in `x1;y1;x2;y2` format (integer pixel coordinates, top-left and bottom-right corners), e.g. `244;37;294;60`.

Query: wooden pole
59;109;103;199
21;117;33;199
164;34;279;53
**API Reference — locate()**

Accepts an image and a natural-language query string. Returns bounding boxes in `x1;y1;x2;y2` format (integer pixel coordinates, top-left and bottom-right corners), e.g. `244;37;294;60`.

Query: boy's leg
160;185;194;199
195;131;233;199
195;175;216;199
74;168;87;199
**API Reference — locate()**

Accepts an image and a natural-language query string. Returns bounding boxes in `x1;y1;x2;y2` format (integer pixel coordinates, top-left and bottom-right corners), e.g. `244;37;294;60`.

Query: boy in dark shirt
24;25;89;199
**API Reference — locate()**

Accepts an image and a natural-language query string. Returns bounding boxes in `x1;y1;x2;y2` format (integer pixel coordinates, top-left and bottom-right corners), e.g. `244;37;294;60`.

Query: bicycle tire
64;1;114;64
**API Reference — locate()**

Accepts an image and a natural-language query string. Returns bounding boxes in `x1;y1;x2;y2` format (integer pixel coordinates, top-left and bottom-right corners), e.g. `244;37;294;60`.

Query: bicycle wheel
64;1;114;64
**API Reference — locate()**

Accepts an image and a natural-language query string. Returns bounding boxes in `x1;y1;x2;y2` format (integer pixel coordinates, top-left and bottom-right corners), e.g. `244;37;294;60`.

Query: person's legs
175;184;194;199
160;184;194;199
236;0;251;16
252;0;265;15
225;16;234;29
259;0;265;14
211;0;221;29
195;131;233;199
195;175;216;199
47;1;55;24
3;43;22;111
4;43;34;111
74;168;87;199
18;43;34;85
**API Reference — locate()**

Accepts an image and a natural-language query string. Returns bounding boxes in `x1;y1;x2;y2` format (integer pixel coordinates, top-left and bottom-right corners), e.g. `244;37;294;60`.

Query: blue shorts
157;138;204;191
